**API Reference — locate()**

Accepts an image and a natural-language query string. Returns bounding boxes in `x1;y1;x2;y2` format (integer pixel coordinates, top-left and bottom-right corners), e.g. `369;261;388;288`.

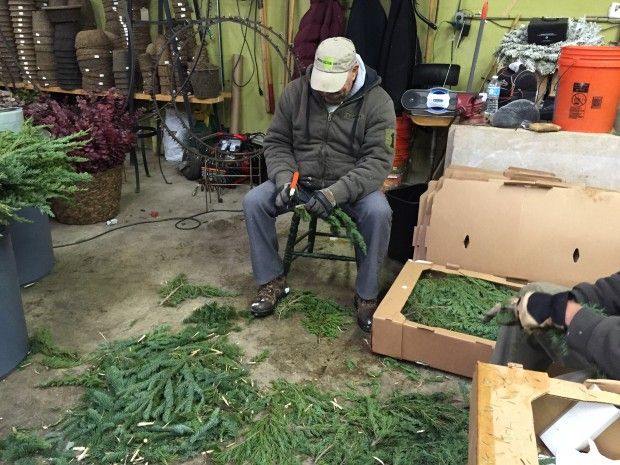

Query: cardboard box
414;166;620;287
468;362;620;465
372;260;522;378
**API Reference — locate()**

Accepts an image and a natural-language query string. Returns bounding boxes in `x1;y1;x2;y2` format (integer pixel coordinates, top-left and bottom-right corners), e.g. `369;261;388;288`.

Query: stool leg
307;215;318;253
130;146;140;193
141;138;151;177
283;213;301;276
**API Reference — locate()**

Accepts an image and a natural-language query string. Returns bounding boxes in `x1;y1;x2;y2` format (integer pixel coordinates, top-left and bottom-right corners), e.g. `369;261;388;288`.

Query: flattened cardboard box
468;362;620;465
371;260;522;378
414;166;620;287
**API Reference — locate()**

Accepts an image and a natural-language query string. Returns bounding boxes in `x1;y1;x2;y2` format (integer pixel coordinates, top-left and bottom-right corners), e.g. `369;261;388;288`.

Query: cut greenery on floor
1;277;469;465
276;290;352;339
403;271;516;340
159;273;239;306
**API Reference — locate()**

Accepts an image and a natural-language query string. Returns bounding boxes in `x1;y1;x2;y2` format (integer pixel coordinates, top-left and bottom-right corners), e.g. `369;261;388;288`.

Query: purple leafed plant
25;90;142;174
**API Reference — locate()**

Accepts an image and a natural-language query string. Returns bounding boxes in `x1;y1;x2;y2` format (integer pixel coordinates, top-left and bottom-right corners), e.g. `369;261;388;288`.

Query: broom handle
466;0;488;93
285;0;296;84
258;0;275;113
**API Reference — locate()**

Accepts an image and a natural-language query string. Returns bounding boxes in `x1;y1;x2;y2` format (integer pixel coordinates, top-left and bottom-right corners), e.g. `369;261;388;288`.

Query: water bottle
485;75;500;117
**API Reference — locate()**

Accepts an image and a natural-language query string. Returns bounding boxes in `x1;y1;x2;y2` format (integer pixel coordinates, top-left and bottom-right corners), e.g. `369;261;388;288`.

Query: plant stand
8;208;55;286
0;227;29;379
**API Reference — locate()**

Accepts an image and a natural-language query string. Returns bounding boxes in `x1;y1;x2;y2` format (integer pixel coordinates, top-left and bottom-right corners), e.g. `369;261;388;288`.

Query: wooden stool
282;211;356;276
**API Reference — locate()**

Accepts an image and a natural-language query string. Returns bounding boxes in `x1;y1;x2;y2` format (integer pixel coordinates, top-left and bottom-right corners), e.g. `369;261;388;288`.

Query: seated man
491;270;620;380
243;37;396;332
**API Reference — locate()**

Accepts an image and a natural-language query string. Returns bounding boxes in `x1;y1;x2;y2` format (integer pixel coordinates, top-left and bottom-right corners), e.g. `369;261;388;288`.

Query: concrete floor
0;154;462;462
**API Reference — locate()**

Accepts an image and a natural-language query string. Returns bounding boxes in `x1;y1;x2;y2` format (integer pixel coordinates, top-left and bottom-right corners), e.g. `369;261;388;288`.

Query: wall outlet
610;2;620;18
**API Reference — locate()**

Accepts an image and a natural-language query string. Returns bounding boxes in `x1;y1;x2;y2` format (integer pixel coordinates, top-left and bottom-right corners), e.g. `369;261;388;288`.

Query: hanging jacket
378;0;422;113
293;0;345;74
345;0;387;70
263;64;395;205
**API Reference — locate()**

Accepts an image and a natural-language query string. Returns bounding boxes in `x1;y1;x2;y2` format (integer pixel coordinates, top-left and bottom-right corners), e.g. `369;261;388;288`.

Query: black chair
129;125;162;193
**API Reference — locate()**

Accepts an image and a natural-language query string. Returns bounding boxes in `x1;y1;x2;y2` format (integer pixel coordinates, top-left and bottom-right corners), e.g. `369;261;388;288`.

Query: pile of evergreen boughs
404;272;516;340
0;278;470;465
295;205;367;254
0;121;90;224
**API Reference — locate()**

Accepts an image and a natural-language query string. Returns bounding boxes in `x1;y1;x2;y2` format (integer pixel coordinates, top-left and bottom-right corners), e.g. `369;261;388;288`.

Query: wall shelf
0;81;231;105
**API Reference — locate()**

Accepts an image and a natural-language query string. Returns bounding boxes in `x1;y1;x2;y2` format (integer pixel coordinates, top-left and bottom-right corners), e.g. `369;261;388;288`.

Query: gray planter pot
8;208;55;286
0;227;29;379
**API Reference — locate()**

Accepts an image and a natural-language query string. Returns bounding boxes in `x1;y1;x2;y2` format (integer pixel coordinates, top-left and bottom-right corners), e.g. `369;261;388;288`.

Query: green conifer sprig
294;205;368;254
0;122;90;224
158;273;239;306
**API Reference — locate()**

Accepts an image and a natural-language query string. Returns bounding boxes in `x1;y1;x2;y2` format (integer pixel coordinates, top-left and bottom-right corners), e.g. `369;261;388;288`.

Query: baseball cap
310;37;357;93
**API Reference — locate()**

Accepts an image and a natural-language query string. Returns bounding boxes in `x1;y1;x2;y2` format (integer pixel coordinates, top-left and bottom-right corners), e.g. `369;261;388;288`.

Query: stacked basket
153;34;190;95
102;0;127;49
112;48;133;94
129;0;150;55
0;0;22;83
32;10;57;87
170;0;195;63
8;0;37;82
75;29;114;92
138;50;157;94
44;4;82;89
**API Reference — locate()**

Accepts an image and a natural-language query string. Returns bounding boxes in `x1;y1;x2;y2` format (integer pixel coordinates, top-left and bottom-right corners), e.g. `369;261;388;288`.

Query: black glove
304;189;335;219
517;291;571;330
275;183;292;209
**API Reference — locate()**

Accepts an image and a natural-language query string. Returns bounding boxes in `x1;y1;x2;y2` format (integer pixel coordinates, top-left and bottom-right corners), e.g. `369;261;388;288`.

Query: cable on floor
52;208;243;248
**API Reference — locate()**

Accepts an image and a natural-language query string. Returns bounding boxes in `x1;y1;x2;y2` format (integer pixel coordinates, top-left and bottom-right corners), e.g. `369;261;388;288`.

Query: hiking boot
354;293;378;333
250;275;289;317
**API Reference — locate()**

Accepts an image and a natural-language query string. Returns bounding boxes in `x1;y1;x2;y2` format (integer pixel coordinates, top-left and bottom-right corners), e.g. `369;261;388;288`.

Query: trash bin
386;183;428;264
8;208;55;286
0;228;29;379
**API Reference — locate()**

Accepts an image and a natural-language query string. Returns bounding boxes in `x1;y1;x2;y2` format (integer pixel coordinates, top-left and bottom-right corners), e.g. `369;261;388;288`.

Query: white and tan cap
310;37;357;93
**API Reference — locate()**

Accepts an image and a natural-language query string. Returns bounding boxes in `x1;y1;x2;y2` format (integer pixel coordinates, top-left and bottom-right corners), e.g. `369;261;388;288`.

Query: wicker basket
190;64;221;99
52;165;122;225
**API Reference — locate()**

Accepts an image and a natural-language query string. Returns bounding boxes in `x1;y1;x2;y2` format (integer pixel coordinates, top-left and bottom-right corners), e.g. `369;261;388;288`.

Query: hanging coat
345;0;387;71
293;0;345;74
378;0;421;114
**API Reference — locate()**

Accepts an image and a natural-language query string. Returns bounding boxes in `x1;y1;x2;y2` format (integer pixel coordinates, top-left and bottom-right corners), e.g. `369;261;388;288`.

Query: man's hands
516;291;570;330
275;183;293;209
304;188;336;219
483;291;571;332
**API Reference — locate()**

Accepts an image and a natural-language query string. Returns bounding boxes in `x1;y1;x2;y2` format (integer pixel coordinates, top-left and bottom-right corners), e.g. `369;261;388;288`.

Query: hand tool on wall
466;0;489;93
257;0;275;113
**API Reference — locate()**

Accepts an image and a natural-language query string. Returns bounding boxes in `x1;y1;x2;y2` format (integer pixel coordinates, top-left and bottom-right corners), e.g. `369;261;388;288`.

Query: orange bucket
553;46;620;133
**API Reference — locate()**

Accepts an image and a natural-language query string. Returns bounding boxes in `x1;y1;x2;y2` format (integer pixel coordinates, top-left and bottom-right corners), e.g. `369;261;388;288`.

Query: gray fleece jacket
263;65;395;205
568;272;620;379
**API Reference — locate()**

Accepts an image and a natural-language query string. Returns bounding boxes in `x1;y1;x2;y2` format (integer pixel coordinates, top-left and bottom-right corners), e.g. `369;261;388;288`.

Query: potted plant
0;121;88;378
25;89;141;224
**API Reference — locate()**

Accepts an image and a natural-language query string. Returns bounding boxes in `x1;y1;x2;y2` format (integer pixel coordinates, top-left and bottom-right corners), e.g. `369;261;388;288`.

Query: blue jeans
242;181;392;300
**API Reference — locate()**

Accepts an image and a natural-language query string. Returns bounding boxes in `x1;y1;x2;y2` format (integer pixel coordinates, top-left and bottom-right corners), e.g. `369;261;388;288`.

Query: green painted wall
91;0;618;132
425;0;618;93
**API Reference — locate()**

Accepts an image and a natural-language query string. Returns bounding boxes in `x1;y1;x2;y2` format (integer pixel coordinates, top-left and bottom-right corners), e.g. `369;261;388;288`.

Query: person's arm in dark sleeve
263;85;299;188
566;303;620;379
328;96;395;204
571;271;620;316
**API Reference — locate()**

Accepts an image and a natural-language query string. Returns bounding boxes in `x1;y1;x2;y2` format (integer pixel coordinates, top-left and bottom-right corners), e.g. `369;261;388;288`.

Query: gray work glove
275;183;293;209
483;291;570;332
305;188;336;219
